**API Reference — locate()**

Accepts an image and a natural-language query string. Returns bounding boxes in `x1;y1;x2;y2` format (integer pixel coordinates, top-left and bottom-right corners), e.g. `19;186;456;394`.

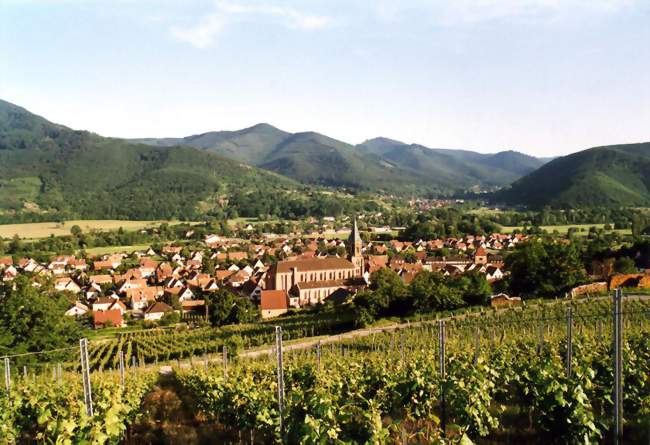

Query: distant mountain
137;128;548;193
132;123;290;165
0;99;296;220
496;142;650;208
358;137;547;189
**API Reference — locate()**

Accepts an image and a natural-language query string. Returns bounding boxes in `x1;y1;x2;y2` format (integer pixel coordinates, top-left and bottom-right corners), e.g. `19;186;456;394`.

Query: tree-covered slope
358;138;547;189
0;99;297;220
137;128;547;194
132;123;290;165
496;143;650;208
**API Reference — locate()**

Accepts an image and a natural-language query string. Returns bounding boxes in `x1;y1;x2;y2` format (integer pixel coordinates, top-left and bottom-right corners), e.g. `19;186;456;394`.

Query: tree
506;240;587;298
409;271;463;312
70;225;82;237
0;276;81;357
205;289;258;326
451;270;492;306
613;256;637;274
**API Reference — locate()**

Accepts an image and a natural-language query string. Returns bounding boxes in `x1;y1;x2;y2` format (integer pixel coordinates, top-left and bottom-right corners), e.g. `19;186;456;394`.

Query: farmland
500;223;632;236
0;219;199;239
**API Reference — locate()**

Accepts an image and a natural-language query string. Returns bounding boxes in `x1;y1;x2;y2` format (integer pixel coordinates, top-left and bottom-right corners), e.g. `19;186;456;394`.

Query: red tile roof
260;290;289;310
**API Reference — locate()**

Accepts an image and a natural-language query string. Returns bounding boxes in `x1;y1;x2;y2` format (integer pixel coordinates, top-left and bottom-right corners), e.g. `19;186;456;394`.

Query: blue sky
1;0;649;156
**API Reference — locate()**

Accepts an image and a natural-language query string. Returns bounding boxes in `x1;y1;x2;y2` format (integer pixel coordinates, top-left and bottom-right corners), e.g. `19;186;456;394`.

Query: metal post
566;307;573;377
222;346;228;378
23;365;27;380
613;288;623;444
3;357;10;396
316;340;321;372
119;350;125;388
438;320;446;438
79;338;94;416
275;326;285;442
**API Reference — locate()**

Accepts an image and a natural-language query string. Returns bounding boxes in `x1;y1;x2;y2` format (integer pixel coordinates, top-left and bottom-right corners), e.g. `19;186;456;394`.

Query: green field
500;223;631;236
0;219;199;239
81;243;152;256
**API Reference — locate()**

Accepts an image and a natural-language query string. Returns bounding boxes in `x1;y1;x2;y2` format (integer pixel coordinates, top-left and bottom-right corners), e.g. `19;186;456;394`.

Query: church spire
348;216;363;276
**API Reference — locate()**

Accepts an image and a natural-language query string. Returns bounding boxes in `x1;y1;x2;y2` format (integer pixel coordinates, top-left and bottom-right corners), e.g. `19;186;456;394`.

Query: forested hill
134;127;548;193
0;99;300;220
495;142;650;208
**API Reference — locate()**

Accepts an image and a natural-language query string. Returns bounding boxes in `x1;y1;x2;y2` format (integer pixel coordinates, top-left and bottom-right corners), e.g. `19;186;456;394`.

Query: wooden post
79;338;94;416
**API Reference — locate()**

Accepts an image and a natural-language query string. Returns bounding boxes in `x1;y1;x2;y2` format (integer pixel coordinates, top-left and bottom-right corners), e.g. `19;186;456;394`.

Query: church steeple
348;216;363;276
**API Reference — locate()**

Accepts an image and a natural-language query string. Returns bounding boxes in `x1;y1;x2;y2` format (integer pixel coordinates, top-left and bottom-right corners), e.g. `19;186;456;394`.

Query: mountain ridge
134;124;549;193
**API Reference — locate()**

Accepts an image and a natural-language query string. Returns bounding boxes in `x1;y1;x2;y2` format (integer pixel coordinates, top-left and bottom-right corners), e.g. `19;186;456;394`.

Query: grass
0;219;199;239
81;244;152;256
500;223;632;236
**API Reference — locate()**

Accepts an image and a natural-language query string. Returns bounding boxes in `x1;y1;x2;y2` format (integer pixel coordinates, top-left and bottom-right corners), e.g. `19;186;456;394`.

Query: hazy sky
1;0;649;156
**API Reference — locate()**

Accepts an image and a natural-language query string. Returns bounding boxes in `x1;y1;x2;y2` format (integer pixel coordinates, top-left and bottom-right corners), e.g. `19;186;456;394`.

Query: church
264;217;367;306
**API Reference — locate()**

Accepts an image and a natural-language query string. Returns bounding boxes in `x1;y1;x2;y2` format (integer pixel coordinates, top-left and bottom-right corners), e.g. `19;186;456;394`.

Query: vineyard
85;310;354;371
175;296;650;444
1;296;650;444
0;367;156;443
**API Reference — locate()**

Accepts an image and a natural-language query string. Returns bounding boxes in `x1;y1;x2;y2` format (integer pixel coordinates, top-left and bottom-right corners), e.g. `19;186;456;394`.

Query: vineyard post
222;346;228;378
316;340;321;372
566;307;573;378
79;338;94;417
132;356;137;377
3;357;10;396
57;363;62;384
275;326;285;442
537;322;544;354
23;365;27;380
473;327;480;364
613;287;623;444
438;320;447;438
119;350;125;388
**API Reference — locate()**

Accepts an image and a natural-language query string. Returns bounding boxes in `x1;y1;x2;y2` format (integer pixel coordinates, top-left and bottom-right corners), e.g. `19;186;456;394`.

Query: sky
1;0;649;157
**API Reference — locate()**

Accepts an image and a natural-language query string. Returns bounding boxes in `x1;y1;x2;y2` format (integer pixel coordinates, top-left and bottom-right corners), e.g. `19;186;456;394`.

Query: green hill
0;99;297;220
495;142;650;208
136;129;546;194
358;138;546;189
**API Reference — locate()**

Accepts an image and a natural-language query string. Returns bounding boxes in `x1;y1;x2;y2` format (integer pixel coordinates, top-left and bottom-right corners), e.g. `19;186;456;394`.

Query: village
0;216;529;329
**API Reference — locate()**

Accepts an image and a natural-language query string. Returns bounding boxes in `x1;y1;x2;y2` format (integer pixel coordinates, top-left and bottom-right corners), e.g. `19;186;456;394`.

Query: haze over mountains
133;124;547;192
1;97;649;221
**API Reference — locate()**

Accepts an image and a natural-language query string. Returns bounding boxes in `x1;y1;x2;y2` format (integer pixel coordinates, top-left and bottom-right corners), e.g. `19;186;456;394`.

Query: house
485;266;504;282
260;290;289;319
474;248;488;265
3;266;18;281
490;293;522;308
0;256;13;268
144;302;174;321
127;286;162;311
65;301;89;317
92;296;126;314
89;274;113;286
55;277;82;293
93;309;124;328
118;278;148;294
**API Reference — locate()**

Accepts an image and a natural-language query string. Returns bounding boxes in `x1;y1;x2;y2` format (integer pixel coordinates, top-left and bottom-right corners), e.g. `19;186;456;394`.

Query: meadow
500;223;631;236
0;219;196;239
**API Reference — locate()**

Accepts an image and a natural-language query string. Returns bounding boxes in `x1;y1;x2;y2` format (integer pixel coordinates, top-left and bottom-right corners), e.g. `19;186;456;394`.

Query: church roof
274;257;355;273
